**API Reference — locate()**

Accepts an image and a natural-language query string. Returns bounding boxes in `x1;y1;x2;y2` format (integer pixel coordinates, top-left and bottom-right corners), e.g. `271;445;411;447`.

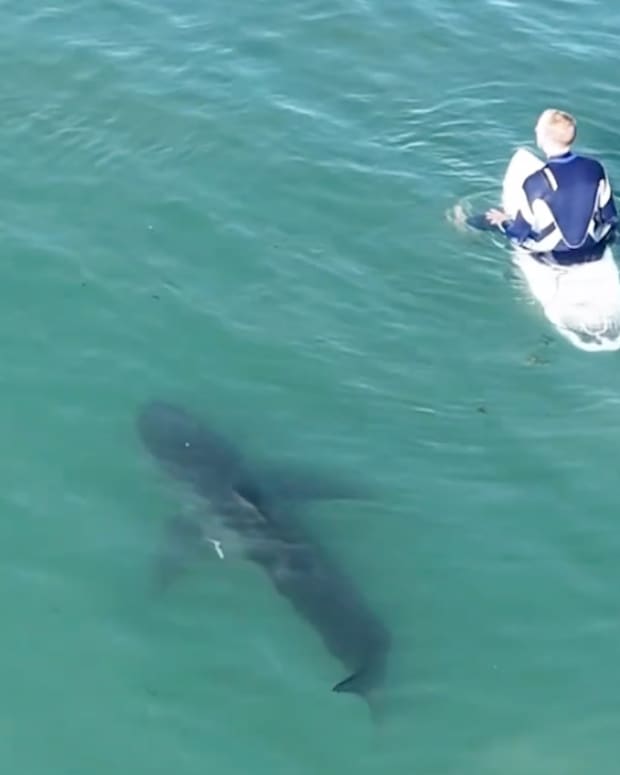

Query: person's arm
486;171;541;245
596;172;618;228
486;207;536;245
501;211;535;244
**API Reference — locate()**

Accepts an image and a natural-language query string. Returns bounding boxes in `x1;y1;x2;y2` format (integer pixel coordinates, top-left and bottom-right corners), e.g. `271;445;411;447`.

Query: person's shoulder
573;151;600;161
573;152;606;172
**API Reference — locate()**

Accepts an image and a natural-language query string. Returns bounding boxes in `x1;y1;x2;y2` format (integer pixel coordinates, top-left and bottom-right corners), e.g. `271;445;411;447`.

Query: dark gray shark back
226;494;391;700
137;400;391;703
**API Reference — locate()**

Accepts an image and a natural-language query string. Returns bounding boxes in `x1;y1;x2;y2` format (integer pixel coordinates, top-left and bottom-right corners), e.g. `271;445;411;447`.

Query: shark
137;400;390;705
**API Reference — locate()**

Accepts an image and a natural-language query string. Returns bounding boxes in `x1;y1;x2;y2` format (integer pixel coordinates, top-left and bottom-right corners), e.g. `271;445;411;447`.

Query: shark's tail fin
332;669;370;696
332;667;386;723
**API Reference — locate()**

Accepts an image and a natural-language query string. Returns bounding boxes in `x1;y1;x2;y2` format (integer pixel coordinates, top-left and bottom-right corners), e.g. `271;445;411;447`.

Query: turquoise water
2;1;620;772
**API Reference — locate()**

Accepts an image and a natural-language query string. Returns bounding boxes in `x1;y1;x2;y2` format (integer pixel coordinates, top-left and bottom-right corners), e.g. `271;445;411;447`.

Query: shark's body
138;400;390;702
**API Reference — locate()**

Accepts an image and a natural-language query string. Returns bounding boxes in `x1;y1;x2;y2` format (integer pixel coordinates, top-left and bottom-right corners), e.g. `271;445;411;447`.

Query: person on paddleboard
468;109;618;265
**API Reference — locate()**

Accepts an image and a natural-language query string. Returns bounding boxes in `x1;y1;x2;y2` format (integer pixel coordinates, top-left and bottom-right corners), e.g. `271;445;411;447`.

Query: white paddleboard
502;147;620;352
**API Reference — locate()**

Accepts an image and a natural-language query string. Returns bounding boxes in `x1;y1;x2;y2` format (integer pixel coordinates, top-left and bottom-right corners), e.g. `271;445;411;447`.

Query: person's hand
485;208;507;226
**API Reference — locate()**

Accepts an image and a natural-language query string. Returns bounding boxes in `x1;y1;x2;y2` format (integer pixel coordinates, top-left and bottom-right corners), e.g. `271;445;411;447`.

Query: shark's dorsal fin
232;478;265;511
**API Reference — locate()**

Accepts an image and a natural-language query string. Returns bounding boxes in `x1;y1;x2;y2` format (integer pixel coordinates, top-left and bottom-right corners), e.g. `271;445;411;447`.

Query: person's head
535;109;577;156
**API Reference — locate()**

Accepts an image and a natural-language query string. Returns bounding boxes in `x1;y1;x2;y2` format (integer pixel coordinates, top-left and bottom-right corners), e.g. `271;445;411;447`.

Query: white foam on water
512;247;620;351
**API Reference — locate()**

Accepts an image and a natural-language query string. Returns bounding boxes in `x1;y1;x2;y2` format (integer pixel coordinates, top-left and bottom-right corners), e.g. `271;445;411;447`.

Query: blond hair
536;109;577;147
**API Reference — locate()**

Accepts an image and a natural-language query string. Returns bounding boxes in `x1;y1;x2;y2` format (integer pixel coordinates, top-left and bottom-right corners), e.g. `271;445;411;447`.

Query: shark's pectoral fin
153;514;221;592
254;465;375;504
